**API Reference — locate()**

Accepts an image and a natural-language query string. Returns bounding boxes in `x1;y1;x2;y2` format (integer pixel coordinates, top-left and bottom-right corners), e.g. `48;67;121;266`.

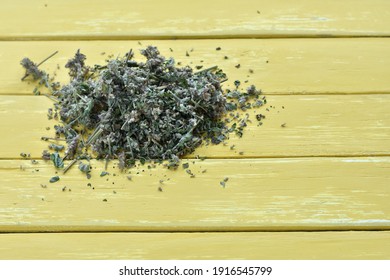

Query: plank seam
2;35;390;41
4;154;390;161
1;229;390;234
4;92;390;96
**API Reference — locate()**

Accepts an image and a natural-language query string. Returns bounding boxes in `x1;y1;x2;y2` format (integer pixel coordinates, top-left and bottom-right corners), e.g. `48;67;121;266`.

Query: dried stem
63;159;77;174
194;65;218;74
41;136;66;141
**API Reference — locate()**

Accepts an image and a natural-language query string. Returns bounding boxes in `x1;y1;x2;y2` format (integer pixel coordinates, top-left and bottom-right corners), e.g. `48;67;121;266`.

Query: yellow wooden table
0;0;389;259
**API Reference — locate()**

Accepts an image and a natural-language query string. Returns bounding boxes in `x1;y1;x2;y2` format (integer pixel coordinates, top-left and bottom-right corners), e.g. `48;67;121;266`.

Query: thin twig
104;156;110;171
125;49;133;63
194;65;218;75
41;136;66;141
36;51;59;67
63;159;77;174
219;78;228;83
86;127;104;146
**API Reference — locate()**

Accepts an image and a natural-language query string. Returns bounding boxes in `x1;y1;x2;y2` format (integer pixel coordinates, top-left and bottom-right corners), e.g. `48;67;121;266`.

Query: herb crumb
49;176;60;183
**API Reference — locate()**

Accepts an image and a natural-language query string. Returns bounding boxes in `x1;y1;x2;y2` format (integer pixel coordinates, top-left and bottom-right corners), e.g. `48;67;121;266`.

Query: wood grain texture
2;39;390;95
1;231;389;259
1;158;389;232
1;0;390;39
1;0;389;262
1;94;389;159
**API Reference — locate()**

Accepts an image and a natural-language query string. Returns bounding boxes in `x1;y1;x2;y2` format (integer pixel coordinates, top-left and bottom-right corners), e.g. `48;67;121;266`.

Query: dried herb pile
21;46;264;171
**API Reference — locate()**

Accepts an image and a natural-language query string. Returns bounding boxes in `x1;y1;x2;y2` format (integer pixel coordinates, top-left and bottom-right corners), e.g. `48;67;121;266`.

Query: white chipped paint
341;158;388;163
89;219;120;224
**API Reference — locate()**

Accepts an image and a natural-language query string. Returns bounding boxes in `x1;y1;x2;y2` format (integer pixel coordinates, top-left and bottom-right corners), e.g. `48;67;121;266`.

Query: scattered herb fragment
79;162;91;175
50;152;64;168
48;144;64;151
49;176;60;183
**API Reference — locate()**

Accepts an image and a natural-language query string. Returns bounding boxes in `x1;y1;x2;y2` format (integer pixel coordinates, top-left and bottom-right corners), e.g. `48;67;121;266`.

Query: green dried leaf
50;152;64;168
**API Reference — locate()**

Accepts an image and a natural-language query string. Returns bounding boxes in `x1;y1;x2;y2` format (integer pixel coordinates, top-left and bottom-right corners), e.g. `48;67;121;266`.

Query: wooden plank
1;94;389;159
1;158;389;232
0;231;389;259
2;39;390;95
2;0;390;39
